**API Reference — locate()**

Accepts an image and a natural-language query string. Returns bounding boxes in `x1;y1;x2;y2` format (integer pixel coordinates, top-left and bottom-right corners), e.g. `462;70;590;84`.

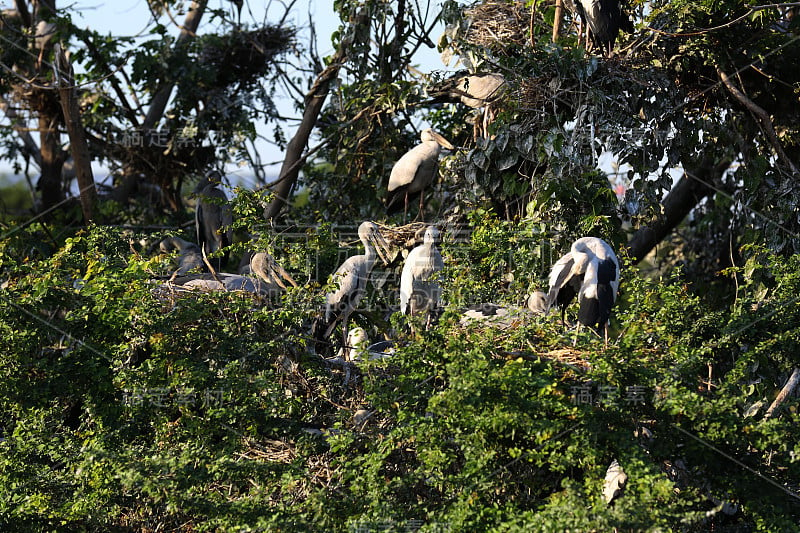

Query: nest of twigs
376;222;428;250
464;2;530;50
199;24;295;89
516;75;567;111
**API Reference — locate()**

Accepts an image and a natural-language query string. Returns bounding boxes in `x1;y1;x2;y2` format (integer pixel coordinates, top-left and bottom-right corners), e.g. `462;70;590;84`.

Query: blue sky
0;0;448;189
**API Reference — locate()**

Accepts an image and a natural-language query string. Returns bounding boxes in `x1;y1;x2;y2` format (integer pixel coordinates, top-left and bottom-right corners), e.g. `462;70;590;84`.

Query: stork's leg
403;193;409;224
414;189;425;222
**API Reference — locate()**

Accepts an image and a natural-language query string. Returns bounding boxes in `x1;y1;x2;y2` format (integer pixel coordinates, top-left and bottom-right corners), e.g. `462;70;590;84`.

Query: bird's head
423;226;441;245
359;221;392;265
421;129;455;150
250;251;298;289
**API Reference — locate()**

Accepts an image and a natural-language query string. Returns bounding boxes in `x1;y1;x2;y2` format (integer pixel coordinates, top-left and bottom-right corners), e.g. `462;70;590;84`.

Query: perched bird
428;72;506;139
400;225;444;330
574;0;634;56
546;237;620;341
386;129;454;220
159;236;206;276
195;170;233;270
312;222;390;353
460;291;547;328
162;251;296;298
34;19;56;69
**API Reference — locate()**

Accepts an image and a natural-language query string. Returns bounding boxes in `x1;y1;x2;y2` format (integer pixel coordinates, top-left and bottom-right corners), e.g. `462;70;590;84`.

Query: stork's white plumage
546;237;620;339
386;129;454;220
400;226;443;329
312;222;390;353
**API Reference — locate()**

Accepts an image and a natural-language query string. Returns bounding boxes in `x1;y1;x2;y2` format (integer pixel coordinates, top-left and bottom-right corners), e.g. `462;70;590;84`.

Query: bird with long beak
386;129;455;221
163;250;296;298
312;221;391;354
195;171;233;270
400;225;444;331
546;237;620;345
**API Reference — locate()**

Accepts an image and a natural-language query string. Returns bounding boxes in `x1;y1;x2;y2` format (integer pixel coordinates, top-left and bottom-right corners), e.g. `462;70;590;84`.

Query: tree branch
141;0;207;130
717;67;799;176
627;158;730;263
764;368;800;419
55;44;96;222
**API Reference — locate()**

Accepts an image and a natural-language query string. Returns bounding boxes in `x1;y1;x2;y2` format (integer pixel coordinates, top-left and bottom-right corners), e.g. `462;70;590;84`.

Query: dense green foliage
1;0;800;529
0;220;799;530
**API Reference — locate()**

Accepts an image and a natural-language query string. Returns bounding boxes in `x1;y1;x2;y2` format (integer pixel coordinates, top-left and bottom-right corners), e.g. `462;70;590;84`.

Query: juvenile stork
159;236;206;276
386;129;454;221
546;237;620;342
195;170;233;270
400;225;444;330
312;222;390;353
165;251;296;297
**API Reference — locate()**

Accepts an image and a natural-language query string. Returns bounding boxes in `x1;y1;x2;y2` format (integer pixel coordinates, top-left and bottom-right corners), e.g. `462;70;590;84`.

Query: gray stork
400;225;444;330
429;72;506;140
460;291;548;328
195;170;233;270
546;237;620;342
386;129;454;221
159;236;206;276
165;251;296;297
574;0;634;56
312;221;390;353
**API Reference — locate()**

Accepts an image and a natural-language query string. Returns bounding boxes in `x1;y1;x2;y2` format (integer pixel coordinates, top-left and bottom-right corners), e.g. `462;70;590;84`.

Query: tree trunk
37;113;65;212
33;0;64;212
627;158;730;263
141;0;207;130
263;45;353;221
55;44;96;222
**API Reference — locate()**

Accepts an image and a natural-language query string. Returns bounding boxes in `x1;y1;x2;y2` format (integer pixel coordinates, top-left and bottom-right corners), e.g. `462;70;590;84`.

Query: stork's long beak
251;252;298;289
270;260;298;289
432;131;455;151
370;229;392;266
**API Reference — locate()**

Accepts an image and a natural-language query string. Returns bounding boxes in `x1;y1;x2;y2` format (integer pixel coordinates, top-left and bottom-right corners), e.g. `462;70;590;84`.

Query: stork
312;222;390;354
400;225;444;331
546;237;620;342
164;251;296;297
429;72;506;140
574;0;634;57
195;170;233;270
386;129;454;221
159;236;206;276
460;291;548;328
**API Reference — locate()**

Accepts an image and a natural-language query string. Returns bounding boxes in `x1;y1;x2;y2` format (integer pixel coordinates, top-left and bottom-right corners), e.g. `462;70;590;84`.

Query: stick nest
464;2;530;50
198;24;296;89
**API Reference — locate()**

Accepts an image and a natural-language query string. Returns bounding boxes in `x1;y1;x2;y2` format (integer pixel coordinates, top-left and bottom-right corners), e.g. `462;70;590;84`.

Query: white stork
195;170;233;270
400;225;444;330
386;129;454;221
546;237;620;341
312;221;390;353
